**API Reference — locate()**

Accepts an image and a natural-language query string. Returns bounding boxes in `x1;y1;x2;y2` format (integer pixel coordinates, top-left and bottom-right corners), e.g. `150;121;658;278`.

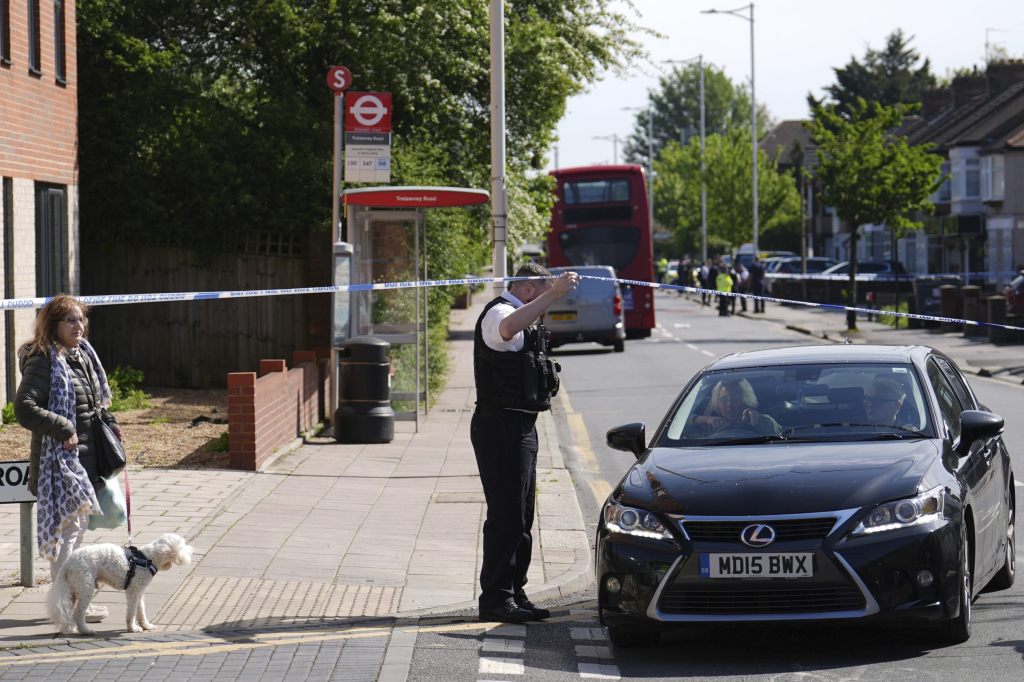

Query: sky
550;0;1023;169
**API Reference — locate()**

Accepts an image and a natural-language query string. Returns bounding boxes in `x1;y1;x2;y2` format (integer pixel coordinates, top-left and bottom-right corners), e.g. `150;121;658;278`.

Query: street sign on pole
345;92;393;183
326;66;352;93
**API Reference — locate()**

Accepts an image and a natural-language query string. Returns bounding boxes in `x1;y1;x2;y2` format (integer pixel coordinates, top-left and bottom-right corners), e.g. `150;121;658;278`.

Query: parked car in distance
772;257;839;274
546;265;626;353
821;260;907;276
1005;271;1024;316
597;345;1014;648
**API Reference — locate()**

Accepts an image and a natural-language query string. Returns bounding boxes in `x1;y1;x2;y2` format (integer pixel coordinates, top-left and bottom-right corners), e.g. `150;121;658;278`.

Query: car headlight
851;485;945;536
603;501;674;541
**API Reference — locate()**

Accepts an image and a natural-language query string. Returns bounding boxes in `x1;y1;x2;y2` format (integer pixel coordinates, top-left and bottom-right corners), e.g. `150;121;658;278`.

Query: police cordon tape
1;274;1022;333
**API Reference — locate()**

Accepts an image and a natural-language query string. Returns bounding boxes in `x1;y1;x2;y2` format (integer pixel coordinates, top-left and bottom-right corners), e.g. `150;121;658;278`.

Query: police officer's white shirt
481;291;525;352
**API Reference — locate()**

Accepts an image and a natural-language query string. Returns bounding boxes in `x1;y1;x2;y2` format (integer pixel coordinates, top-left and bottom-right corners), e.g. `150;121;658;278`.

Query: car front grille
659;584;865;615
682;518;837;543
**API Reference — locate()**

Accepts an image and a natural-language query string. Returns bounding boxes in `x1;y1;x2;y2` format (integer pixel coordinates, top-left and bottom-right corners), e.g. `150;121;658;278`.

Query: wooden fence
82;243;330;388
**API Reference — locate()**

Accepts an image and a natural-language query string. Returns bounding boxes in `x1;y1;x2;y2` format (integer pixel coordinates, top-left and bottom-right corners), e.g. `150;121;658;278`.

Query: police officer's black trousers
471;407;538;610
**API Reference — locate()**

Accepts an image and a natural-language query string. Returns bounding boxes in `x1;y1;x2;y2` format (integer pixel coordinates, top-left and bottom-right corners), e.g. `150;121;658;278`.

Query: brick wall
0;2;79;406
226;351;329;471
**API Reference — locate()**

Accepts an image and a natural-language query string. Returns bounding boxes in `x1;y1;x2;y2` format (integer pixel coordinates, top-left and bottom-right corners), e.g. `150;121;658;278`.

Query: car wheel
987;489;1015;591
607;625;659;648
938;522;973;644
613;339;625;353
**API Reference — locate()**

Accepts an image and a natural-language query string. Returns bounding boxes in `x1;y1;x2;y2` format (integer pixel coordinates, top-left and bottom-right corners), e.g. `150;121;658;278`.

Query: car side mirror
607;422;646;459
955;410;1004;457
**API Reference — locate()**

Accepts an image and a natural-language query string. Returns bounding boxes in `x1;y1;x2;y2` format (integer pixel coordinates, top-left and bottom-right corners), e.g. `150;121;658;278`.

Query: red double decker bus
547;165;655;338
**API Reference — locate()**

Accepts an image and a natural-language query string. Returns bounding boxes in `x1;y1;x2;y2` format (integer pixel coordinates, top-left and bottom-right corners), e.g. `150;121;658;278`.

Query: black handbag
94;413;126;479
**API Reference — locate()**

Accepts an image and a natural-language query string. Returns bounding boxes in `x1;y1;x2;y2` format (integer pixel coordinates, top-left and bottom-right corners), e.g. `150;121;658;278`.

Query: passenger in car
688;378;782;437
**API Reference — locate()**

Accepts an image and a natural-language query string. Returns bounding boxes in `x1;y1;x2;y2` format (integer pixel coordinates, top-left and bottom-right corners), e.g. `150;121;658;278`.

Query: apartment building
0;0;77;406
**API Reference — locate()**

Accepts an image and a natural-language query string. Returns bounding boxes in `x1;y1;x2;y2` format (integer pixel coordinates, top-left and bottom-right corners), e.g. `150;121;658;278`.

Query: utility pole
664;56;707;261
592;134;622;165
702;3;757;254
489;0;507;296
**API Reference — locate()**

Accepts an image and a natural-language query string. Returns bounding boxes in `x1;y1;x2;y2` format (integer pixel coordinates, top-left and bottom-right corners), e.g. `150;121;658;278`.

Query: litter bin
334;336;395;443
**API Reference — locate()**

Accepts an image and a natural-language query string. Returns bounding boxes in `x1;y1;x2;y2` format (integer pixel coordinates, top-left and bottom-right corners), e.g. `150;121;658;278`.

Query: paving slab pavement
0;296;591;651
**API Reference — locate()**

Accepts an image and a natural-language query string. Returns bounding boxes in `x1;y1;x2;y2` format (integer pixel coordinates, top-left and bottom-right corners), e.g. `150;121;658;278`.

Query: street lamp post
622;106;655;230
664;56;707;262
702;3;757;255
592;134;622;164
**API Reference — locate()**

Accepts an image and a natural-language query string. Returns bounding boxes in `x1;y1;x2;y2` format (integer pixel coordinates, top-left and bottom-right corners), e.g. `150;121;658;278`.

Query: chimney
986;60;1024;97
952;73;987;107
921;88;952;118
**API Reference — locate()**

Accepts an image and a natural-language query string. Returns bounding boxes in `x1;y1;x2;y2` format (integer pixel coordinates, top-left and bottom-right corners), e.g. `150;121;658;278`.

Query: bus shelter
341;187;489;429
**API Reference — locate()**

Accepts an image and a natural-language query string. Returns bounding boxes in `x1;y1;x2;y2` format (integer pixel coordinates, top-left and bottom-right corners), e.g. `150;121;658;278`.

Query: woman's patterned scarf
36;340;108;561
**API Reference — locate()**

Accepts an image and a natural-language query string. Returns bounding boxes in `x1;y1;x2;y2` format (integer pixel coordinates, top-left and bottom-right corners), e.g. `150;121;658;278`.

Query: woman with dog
14;294;122;624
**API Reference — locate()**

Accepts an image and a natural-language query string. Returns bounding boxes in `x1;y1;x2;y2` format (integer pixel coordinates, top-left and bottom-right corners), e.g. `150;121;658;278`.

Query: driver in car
688;378;782;437
863;377;907;427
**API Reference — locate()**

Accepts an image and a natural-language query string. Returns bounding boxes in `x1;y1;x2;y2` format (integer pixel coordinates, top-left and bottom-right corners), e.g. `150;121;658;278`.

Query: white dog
48;533;193;635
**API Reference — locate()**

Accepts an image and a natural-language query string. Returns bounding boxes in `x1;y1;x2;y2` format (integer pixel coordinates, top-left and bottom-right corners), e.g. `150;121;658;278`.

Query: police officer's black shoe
515;593;550;620
479;602;534;624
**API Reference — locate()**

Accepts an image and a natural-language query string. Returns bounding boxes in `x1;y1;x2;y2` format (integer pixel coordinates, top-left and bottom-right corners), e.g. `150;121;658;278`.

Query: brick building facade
0;0;78;406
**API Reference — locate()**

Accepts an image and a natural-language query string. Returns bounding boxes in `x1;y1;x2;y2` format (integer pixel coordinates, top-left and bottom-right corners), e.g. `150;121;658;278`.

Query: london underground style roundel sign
326;66;352;93
345;93;392;133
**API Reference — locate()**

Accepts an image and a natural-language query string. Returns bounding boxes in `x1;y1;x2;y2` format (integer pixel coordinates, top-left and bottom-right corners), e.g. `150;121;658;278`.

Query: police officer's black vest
474;296;560;411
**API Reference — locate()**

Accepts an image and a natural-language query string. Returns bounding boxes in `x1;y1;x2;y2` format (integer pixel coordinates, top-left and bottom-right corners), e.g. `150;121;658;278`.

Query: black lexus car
597;345;1015;647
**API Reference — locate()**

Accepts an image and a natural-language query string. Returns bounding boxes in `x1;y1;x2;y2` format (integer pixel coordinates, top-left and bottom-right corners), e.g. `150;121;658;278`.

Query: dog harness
123;546;158;590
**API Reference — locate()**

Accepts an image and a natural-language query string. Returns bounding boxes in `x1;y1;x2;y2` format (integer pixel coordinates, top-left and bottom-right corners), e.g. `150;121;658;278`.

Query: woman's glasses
62;317;87;327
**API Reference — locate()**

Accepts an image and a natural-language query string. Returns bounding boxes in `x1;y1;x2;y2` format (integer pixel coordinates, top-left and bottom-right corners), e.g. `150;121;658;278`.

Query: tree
77;0;646;257
624;62;772;169
653;129;801;256
807;99;943;330
809;29;936;117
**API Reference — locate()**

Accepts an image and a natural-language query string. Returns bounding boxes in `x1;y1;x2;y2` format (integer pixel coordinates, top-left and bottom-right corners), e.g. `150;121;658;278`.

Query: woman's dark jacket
14;346;116;496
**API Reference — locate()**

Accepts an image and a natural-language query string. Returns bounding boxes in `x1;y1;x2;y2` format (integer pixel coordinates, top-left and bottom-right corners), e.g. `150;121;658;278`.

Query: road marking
686;343;699;351
560;389;613;504
701;349;715;357
570;626;607;641
579;662;621;679
673;323;691;328
482;637;525;654
479;656;524;675
1015;479;1023;488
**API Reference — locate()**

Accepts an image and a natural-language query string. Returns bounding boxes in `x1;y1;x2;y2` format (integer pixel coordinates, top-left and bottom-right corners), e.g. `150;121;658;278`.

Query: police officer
473;262;579;623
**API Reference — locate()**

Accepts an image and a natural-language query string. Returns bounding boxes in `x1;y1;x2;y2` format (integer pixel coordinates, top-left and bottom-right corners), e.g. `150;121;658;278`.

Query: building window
964;158;980;198
982;155;1005;201
35;183;68;296
54;0;65;83
28;0;41;75
934;162;951;203
1;0;11;65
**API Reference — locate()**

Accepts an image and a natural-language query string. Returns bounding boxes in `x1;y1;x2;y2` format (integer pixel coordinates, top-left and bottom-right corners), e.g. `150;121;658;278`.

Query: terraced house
0;0;77;406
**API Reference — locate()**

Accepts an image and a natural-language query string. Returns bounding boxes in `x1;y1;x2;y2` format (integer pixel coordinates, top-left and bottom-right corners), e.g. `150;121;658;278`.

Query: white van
545;266;626;353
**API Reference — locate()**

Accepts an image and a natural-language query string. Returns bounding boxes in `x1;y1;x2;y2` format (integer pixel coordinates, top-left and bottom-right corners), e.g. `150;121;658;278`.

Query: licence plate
548;312;577;321
699;553;813;578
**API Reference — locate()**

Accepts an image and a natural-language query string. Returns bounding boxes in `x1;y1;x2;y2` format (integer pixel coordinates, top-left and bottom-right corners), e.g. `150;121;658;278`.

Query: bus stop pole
20;502;34;587
330;92;345;422
489;0;508;295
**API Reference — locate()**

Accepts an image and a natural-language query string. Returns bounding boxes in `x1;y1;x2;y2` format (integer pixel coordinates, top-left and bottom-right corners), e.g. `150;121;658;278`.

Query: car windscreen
658;363;934;446
557;227;639;271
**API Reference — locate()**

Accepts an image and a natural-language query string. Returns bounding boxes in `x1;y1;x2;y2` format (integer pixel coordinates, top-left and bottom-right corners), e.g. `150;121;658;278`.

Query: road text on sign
326;66;352;93
0;461;34;504
345;93;392;133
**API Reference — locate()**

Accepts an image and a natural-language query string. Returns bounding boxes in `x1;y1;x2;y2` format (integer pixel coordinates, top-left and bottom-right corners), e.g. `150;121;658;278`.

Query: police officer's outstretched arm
498;271;580;341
